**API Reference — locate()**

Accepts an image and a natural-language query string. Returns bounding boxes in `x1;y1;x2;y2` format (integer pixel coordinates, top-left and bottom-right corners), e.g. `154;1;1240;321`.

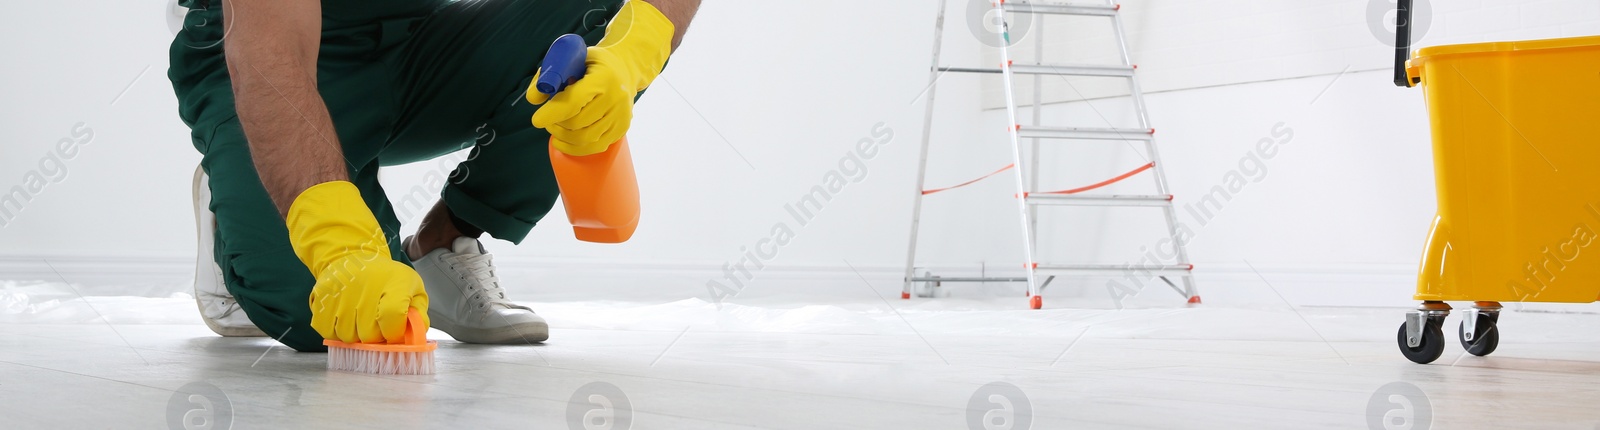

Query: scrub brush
324;308;437;375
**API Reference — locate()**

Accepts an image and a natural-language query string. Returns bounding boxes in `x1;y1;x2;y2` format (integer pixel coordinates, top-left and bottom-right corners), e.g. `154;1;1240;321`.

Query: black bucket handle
1393;0;1417;87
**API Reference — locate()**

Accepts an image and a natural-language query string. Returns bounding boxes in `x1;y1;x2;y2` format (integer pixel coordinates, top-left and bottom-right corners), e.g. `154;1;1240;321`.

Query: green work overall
168;0;625;351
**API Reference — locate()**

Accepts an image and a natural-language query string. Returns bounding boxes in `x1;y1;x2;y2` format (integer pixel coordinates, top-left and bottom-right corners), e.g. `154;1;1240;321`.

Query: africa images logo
967;0;1033;48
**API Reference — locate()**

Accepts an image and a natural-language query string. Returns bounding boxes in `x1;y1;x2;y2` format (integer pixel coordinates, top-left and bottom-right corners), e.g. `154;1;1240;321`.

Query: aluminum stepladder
901;0;1197;309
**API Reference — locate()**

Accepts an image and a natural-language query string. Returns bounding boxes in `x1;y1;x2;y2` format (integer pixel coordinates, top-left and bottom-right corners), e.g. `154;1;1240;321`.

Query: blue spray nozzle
535;34;589;96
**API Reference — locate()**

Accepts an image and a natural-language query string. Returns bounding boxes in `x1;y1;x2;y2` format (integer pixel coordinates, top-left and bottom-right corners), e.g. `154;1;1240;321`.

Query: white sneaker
191;166;266;337
408;236;549;344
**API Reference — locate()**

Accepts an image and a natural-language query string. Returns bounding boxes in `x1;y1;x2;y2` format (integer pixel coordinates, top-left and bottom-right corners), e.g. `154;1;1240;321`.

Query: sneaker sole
429;313;549;344
195;297;268;337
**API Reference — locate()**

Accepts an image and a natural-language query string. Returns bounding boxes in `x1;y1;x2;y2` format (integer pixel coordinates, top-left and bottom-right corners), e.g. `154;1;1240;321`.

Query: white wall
989;0;1600;107
3;0;1598;307
0;0;979;291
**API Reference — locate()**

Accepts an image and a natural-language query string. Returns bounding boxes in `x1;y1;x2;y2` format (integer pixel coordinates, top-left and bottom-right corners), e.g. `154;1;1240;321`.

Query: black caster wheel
1397;319;1445;364
1458;313;1500;357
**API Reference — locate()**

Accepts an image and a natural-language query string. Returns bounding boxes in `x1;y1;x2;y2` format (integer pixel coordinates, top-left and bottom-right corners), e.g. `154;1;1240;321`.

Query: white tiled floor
6;284;1600;429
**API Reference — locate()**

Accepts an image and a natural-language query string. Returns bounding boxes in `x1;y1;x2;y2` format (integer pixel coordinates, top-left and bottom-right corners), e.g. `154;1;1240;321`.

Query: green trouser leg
200;121;408;351
169;0;626;352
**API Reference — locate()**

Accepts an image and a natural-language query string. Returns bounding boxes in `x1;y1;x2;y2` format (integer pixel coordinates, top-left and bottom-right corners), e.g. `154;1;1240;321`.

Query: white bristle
327;345;436;375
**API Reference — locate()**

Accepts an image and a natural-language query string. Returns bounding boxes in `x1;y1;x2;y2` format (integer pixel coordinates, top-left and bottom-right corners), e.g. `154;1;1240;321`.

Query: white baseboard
0;254;1426;307
0;254;192;285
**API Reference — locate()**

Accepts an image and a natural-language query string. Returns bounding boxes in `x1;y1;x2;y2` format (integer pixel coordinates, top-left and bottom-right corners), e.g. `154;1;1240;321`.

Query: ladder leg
1028;18;1045;257
991;1;1041;308
902;0;951;300
1182;272;1200;304
1114;6;1199;303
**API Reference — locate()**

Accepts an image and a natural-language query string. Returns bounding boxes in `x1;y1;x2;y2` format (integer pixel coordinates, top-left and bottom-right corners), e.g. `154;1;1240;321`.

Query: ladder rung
1026;194;1172;207
1004;2;1119;16
1036;264;1193;276
1018;126;1153;141
907;277;1029;283
939;63;1135;78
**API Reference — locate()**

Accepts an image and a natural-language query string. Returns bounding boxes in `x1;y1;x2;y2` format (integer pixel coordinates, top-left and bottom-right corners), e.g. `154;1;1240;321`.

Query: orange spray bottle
534;34;640;243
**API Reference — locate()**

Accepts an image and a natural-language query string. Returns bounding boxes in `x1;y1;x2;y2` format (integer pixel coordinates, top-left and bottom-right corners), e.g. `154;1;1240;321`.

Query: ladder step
1004;2;1119;16
1036;264;1193;276
1018;126;1153;141
939;63;1135;78
1026;194;1172;207
907;276;1029;283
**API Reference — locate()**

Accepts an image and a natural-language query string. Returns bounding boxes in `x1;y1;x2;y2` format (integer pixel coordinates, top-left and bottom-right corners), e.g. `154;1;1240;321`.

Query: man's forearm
223;0;348;216
641;0;701;51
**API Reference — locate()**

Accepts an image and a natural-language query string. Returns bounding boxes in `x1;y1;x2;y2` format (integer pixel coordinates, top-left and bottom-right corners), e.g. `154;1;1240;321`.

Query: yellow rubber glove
526;0;675;156
286;181;429;344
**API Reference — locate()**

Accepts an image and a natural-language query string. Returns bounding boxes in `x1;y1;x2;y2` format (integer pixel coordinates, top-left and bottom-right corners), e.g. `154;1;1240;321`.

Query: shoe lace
450;253;515;310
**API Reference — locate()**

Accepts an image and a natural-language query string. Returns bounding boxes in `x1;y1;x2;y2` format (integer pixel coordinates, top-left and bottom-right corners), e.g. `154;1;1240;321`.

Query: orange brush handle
550;137;640;243
322;308;437;352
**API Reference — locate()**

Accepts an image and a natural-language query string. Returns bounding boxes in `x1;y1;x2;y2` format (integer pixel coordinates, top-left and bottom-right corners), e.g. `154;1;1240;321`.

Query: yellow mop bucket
1410;36;1600;304
1392;0;1600;364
